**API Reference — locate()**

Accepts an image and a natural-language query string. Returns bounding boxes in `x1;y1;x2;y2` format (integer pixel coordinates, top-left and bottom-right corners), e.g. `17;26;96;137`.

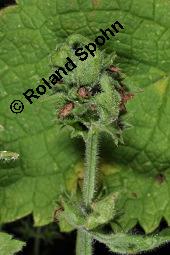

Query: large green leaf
0;0;170;232
92;228;170;254
0;232;25;255
102;164;170;233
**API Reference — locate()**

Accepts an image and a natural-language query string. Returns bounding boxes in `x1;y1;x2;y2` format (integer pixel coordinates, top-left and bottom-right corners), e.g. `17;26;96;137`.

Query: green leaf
92;229;170;254
103;164;170;233
0;122;80;226
85;192;117;230
58;195;85;229
0;0;170;232
0;232;25;255
0;0;83;226
58;192;117;231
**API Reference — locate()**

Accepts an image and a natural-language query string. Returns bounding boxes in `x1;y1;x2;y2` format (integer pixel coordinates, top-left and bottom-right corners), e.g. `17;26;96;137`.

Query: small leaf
58;193;118;231
0;232;25;255
58;216;74;233
85;193;118;230
58;196;86;229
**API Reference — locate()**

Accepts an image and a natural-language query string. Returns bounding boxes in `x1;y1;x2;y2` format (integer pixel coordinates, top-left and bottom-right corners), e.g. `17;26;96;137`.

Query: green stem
83;127;98;206
34;228;41;255
76;230;93;255
76;126;98;255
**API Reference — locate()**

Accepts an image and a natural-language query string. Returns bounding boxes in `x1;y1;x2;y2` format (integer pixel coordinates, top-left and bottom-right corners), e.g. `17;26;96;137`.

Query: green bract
56;192;118;232
50;34;103;85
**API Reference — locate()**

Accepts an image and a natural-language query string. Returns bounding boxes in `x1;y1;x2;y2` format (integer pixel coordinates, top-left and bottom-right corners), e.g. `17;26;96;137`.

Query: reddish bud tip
59;102;74;118
109;66;121;73
77;87;90;98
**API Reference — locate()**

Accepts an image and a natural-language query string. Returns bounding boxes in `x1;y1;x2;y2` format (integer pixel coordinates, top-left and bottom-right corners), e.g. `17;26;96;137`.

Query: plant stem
34;228;41;255
76;126;98;255
83;126;98;206
76;230;93;255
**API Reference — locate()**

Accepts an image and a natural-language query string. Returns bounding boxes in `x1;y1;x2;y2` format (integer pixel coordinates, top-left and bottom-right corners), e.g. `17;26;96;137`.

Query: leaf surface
0;0;170;231
92;228;170;254
103;164;170;233
0;232;25;255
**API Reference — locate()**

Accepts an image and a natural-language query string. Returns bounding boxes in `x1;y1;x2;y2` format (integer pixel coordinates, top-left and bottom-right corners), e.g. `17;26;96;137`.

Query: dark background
0;0;170;254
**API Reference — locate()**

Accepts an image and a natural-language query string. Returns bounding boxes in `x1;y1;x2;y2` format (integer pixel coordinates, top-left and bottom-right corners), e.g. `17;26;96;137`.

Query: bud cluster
50;34;132;143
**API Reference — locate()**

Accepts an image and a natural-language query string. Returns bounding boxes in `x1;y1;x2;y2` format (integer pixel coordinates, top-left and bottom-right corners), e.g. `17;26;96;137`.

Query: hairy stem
76;230;93;255
83;126;98;206
76;126;98;255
